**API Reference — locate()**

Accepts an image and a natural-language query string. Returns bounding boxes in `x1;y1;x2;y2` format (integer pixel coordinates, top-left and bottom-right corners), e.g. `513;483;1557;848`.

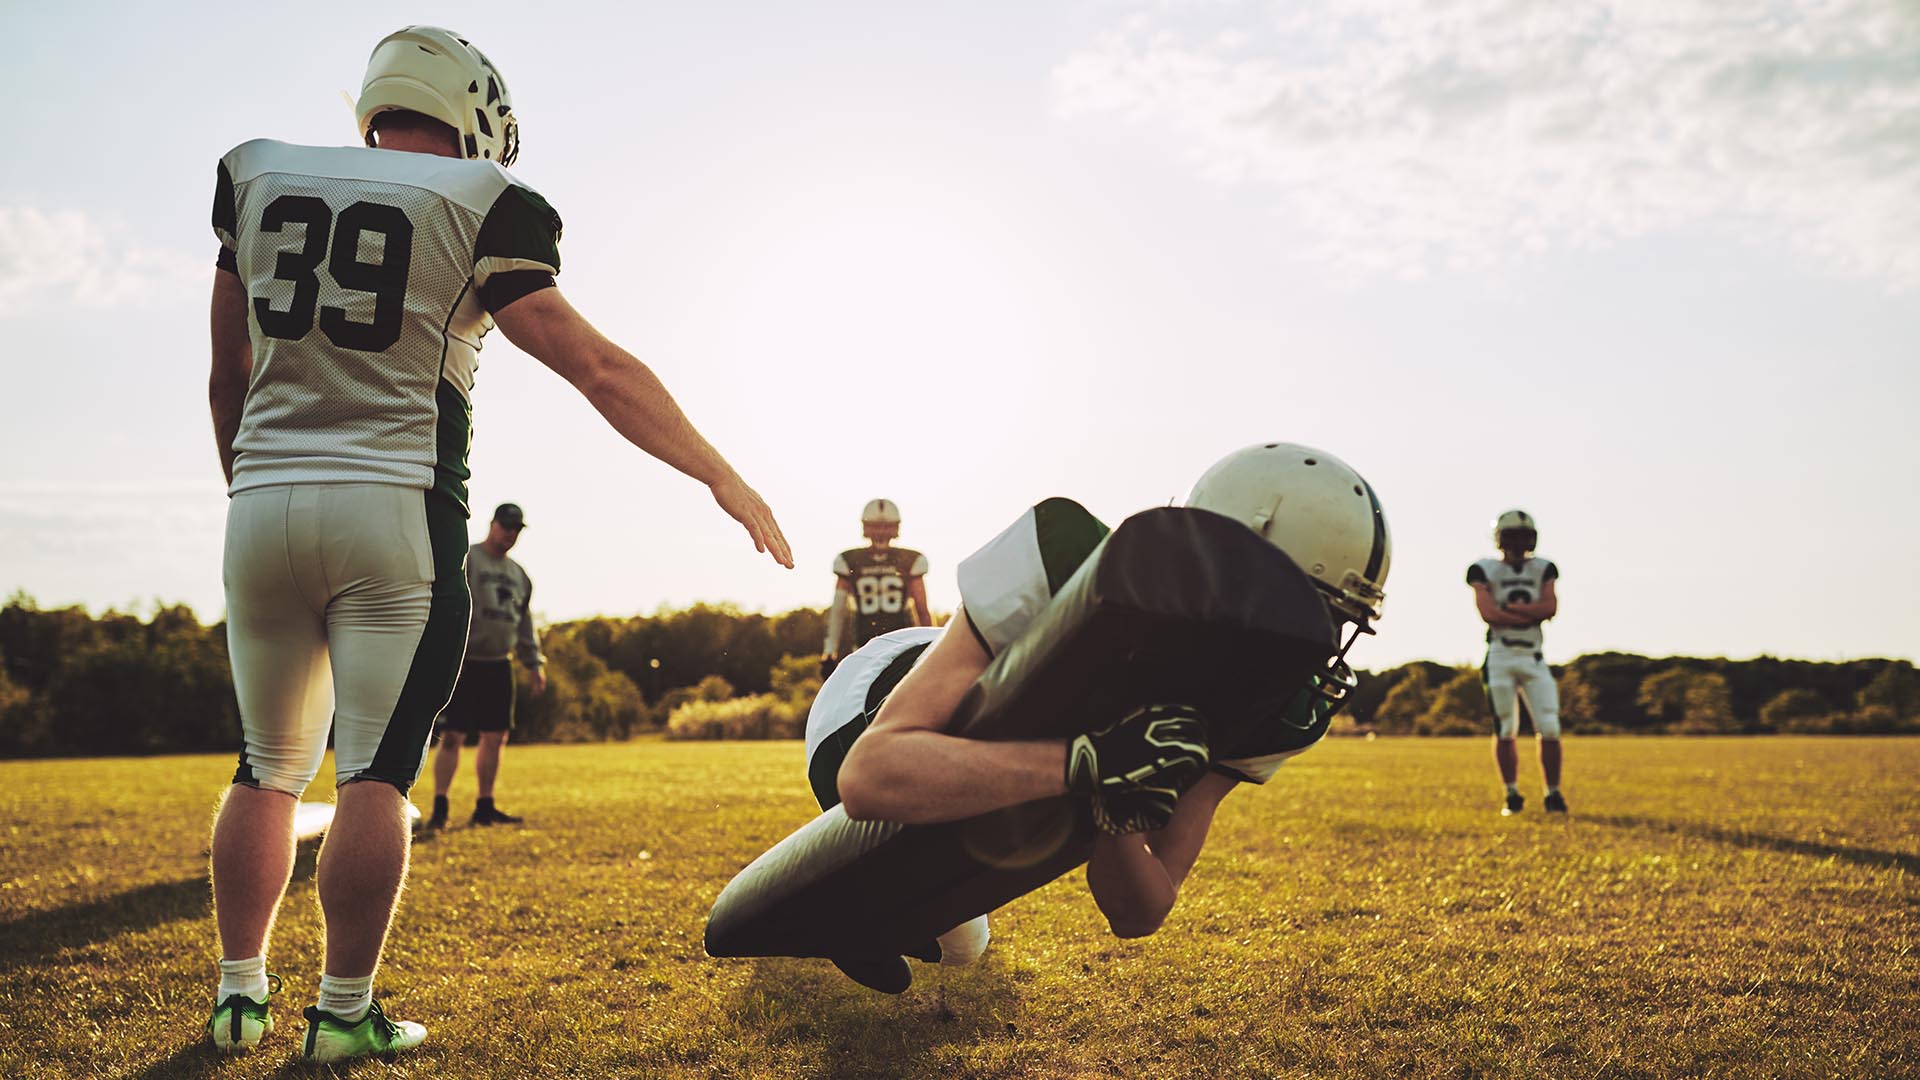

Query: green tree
1374;667;1434;734
514;628;647;743
1415;669;1488;735
1759;687;1833;733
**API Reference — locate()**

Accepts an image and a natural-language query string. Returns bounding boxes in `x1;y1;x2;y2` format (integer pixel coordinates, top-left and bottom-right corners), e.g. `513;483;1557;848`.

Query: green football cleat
207;973;281;1053
301;1000;427;1062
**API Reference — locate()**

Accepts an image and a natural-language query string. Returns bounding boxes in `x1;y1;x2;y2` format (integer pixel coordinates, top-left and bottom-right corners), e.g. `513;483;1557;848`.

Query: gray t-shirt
466;543;543;667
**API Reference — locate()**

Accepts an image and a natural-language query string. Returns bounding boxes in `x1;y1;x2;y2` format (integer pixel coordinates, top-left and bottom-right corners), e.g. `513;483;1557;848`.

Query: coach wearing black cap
427;503;547;828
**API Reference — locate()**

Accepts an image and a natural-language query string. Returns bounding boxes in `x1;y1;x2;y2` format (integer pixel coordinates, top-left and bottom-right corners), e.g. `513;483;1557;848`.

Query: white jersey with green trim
956;497;1112;656
1467;555;1559;651
212;139;562;512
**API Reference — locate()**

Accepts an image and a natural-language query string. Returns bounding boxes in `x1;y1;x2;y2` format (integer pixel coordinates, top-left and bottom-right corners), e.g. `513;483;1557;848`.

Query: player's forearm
837;728;1067;824
575;344;736;487
1506;600;1555;620
1087;833;1178;938
210;376;247;484
208;270;253;484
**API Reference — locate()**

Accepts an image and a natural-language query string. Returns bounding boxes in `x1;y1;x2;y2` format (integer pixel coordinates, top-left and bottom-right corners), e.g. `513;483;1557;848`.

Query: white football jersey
213;140;562;513
1467;556;1559;651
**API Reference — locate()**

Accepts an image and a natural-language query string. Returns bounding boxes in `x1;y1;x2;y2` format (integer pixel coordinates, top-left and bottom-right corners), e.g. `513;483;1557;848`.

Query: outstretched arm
1086;771;1237;937
492;287;792;568
208;268;253;484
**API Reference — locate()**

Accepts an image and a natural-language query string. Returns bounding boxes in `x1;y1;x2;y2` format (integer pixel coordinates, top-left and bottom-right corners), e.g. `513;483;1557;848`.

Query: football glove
1066;704;1210;835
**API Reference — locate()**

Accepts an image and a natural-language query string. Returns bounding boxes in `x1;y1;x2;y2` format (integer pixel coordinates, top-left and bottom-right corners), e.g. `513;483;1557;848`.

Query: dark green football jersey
834;545;929;646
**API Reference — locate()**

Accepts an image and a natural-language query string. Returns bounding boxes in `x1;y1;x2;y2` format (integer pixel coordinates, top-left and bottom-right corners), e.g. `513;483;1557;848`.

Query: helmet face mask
357;26;520;167
1185;442;1390;714
1492;510;1537;554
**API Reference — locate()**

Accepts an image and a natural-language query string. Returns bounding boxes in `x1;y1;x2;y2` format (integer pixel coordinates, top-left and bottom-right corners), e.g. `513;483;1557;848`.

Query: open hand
711;474;793;568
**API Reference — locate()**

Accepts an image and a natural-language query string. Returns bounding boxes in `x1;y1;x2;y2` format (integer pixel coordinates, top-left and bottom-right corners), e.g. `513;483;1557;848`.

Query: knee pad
1533;713;1562;739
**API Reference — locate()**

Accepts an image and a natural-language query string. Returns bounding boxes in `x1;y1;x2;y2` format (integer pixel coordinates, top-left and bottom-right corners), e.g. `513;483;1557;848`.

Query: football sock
317;974;374;1022
1504;783;1520;797
218;955;270;1002
1546;786;1561;796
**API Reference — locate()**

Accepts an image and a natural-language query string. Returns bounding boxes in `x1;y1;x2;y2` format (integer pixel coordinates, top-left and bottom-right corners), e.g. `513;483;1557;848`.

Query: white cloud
1055;0;1920;287
0;206;203;315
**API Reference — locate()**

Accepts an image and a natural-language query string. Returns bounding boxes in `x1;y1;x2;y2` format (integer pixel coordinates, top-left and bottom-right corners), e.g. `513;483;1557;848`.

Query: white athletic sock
317;974;374;1022
1547;786;1561;796
1504;783;1520;797
217;955;270;1002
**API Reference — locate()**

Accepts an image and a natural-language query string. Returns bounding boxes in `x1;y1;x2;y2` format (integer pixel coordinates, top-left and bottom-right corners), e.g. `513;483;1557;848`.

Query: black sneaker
1543;791;1568;814
831;955;912;994
1501;792;1525;816
470;804;523;826
425;796;448;831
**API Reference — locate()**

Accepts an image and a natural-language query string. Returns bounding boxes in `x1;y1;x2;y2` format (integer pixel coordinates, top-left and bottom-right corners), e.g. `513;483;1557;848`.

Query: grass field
2;736;1916;1079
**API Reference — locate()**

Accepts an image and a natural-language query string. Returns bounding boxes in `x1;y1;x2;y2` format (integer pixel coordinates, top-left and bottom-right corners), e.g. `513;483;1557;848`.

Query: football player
1467;510;1565;815
821;499;931;676
802;443;1389;989
204;26;790;1061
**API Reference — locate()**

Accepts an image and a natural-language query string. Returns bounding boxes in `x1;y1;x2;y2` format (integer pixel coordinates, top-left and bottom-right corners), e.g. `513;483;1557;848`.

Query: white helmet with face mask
1186;441;1391;727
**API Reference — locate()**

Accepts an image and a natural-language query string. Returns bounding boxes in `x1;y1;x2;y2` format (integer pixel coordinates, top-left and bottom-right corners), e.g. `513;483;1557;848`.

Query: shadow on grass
726;951;1022;1080
1584;813;1920;875
0;842;320;976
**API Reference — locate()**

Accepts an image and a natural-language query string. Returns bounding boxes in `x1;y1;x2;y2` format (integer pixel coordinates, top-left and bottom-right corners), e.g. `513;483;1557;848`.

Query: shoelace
362;1000;402;1041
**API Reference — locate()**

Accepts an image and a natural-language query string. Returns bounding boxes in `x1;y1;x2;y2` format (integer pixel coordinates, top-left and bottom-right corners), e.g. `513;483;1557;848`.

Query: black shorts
440;658;515;734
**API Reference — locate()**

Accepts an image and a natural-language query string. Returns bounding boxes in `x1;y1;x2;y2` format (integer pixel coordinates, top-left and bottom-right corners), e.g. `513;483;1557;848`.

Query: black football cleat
1501;792;1525;816
1543;791;1568;814
831;956;912;994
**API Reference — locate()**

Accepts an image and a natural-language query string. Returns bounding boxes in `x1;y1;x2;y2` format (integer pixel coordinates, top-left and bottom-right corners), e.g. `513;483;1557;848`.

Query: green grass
2;736;1916;1079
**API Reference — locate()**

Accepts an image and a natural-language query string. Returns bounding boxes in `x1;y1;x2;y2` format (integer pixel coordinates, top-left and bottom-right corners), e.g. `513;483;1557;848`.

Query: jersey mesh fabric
217;141;559;513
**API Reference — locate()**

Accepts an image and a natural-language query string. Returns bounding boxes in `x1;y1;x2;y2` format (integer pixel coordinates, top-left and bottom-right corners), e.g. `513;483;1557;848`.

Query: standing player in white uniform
821;498;931;676
1467;509;1565;815
204;26;791;1062
801;444;1391;990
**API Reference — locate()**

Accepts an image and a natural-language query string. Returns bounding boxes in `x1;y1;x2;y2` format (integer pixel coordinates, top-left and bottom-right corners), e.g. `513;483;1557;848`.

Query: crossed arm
1473;579;1557;627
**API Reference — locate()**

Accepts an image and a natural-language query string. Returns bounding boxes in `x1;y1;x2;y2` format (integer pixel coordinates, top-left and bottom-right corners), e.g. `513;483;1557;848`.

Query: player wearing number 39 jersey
201;25;792;1064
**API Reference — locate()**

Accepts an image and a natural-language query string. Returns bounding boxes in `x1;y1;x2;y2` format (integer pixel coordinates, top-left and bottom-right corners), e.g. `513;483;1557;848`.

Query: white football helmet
357;26;519;166
861;499;902;526
1492;508;1537;551
1187;442;1391;713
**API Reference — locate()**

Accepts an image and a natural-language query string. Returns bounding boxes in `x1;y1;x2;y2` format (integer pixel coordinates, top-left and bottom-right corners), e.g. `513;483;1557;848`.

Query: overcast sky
1;1;1915;667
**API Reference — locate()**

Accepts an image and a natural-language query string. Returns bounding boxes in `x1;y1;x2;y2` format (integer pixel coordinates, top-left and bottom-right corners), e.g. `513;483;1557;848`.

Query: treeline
1;593;1914;758
1340;653;1920;736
